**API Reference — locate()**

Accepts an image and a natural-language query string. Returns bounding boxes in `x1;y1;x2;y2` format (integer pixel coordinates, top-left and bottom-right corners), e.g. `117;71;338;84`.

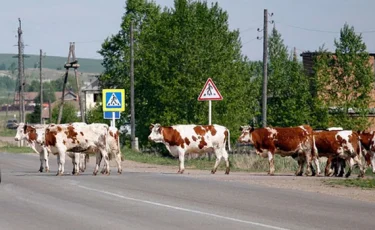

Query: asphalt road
0;152;374;230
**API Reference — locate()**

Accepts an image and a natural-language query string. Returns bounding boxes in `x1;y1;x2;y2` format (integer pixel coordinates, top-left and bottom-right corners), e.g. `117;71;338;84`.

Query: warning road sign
198;78;223;101
102;89;125;112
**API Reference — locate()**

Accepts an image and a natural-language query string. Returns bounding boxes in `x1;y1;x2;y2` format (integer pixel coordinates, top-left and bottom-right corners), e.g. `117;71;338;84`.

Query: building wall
301;52;375;130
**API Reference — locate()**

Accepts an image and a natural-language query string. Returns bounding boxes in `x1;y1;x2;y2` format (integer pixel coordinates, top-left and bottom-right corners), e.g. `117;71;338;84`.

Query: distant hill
0;53;104;74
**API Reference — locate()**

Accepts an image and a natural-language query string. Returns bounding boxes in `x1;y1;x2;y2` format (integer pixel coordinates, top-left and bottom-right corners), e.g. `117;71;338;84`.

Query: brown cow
238;125;316;176
313;130;364;178
357;131;375;173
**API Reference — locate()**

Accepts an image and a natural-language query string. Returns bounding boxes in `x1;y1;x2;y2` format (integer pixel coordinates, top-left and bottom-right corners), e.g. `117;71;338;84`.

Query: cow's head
14;122;26;141
148;123;164;143
238;125;255;144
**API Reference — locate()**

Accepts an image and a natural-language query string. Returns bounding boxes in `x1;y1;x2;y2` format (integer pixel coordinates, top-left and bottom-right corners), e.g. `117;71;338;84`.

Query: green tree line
97;0;373;146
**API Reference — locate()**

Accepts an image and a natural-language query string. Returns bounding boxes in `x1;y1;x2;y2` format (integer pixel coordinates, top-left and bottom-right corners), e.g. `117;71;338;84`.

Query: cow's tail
85;153;89;163
227;128;231;152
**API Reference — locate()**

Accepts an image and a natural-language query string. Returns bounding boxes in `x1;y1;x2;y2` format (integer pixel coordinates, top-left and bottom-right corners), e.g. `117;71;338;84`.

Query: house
300;51;375;129
81;78;101;114
41;90;81;121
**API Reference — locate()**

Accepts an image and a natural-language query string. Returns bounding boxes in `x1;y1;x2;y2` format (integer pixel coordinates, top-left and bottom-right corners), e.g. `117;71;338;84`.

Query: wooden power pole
39;49;43;124
260;9;273;128
17;18;25;123
57;42;84;124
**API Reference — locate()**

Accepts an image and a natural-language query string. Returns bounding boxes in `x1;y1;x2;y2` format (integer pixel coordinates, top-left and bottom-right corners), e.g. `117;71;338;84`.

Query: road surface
0;152;374;230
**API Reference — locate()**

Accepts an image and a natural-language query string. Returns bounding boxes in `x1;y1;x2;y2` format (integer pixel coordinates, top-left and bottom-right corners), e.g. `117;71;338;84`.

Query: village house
300;51;375;129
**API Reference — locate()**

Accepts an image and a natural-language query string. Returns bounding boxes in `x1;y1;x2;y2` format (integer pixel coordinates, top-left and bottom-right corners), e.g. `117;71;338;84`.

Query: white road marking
78;185;290;230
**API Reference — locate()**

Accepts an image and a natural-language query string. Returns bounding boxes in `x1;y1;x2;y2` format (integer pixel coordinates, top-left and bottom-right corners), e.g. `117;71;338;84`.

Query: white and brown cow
148;123;231;174
357;130;375;173
238;125;317;176
41;123;110;176
14;123;50;172
15;122;94;174
313;130;364;178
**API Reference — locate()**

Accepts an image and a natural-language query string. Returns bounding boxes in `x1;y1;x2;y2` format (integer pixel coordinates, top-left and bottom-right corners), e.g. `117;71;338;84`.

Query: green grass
122;148;303;172
0;53;104;73
0;144;33;153
324;178;375;189
0;128;16;137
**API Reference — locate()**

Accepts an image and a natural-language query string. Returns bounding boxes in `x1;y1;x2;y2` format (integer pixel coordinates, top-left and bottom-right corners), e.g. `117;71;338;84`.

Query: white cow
15;123;88;174
148;124;231;174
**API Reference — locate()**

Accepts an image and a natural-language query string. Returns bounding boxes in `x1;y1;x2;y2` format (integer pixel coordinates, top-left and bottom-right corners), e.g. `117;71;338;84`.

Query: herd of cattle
13;122;375;178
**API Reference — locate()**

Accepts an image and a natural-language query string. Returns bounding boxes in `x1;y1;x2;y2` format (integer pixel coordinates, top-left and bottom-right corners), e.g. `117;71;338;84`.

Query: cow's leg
72;153;80;175
101;149;110;175
178;153;185;174
43;148;50;172
267;151;275;176
211;150;222;174
304;152;312;176
313;156;320;176
223;149;230;175
337;158;346;177
58;151;66;176
115;153;122;174
352;155;365;178
93;153;102;175
325;156;334;176
345;157;353;178
79;154;87;173
295;153;305;176
39;151;44;172
371;152;375;174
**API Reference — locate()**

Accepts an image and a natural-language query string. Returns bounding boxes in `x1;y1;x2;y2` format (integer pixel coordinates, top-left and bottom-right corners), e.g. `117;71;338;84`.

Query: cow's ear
239;126;244;131
149;124;154;130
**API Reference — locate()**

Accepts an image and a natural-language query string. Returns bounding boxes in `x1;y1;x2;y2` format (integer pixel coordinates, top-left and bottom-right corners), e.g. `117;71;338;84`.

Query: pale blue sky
1;0;375;61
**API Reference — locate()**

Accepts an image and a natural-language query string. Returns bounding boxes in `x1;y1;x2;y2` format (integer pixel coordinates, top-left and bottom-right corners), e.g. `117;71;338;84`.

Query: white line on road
78;185;290;230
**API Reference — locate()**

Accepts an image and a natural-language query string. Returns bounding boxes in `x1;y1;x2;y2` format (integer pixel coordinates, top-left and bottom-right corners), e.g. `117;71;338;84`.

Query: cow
357;130;375;173
313;130;364;178
238;125;317;176
41;123;110;176
148;123;231;174
14;123;51;173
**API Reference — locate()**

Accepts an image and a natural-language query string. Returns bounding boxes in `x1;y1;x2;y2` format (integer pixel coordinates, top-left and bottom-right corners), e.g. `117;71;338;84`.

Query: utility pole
257;9;273;128
130;20;138;151
57;42;82;124
39;49;43;124
17;18;25;123
72;43;85;122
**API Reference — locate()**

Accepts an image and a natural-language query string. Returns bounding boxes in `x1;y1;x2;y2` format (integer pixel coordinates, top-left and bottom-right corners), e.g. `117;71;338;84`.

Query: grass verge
0;144;33;153
0;129;16;137
324;178;375;189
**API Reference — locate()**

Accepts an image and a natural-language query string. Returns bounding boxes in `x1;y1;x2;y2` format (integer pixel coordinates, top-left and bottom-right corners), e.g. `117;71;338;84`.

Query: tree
86;103;110;126
0;63;6;70
99;0;257;145
51;102;80;124
313;23;373;130
8;62;16;75
33;82;56;103
266;26;312;127
26;104;41;123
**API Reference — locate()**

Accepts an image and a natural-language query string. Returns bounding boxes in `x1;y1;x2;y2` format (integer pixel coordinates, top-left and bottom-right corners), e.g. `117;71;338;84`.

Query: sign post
102;89;125;128
197;78;223;125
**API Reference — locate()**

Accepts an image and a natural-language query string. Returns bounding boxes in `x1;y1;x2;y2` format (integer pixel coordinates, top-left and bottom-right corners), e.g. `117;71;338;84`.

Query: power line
276;21;375;34
242;37;258;45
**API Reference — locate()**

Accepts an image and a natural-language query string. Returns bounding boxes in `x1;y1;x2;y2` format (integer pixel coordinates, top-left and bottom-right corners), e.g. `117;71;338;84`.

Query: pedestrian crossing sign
102;89;125;112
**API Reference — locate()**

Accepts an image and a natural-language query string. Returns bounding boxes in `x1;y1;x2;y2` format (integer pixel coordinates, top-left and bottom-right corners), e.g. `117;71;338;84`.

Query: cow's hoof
117;170;122;174
56;172;63;176
45;168;50;173
93;171;98;176
225;168;230;175
179;170;184;174
211;169;216;174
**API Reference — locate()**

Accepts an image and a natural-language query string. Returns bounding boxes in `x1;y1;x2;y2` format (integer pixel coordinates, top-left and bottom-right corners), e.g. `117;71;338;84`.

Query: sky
1;0;375;61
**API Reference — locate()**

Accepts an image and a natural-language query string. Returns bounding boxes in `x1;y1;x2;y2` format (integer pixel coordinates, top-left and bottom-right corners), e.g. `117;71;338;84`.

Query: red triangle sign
198;78;223;101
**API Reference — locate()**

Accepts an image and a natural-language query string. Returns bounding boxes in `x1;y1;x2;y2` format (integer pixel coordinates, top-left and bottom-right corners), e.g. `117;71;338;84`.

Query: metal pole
208;100;212;125
130;20;137;150
261;9;269;128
